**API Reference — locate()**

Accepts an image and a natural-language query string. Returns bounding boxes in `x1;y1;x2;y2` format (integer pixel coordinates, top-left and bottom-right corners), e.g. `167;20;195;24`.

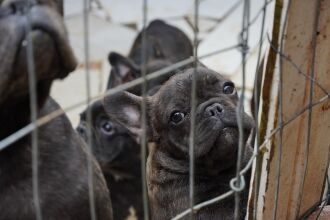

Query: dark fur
104;67;254;219
107;19;193;92
77;19;193;219
77;101;142;220
0;1;112;219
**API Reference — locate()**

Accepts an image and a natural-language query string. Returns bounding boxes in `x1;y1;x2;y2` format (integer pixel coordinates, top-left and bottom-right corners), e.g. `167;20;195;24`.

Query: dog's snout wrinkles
205;103;224;117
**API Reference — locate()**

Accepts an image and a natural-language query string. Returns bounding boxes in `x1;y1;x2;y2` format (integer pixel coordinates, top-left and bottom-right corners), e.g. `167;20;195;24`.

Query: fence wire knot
238;28;249;55
230;175;246;192
238;40;249;55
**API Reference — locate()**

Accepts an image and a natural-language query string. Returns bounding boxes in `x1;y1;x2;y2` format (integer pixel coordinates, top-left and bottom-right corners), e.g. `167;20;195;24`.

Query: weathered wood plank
255;0;330;219
298;0;330;216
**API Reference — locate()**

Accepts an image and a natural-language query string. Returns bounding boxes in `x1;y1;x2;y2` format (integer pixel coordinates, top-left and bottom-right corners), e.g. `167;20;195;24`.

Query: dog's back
0;98;113;220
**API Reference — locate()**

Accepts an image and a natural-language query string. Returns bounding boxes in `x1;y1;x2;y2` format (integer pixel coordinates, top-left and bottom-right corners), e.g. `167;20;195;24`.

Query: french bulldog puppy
107;19;193;90
76;60;173;220
77;101;143;220
0;1;112;219
77;19;193;219
103;67;255;219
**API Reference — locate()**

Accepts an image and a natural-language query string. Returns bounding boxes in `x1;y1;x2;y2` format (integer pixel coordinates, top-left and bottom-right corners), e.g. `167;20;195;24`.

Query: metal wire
25;1;42;219
267;35;330;98
83;1;97;220
248;0;273;28
200;0;243;33
234;0;250;219
141;0;150;219
296;0;322;217
273;0;291;219
188;0;199;218
252;0;268;219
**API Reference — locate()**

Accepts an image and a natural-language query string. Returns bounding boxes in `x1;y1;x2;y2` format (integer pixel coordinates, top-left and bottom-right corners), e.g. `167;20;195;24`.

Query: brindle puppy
77;19;193;220
77;101;142;220
103;67;254;219
0;0;112;219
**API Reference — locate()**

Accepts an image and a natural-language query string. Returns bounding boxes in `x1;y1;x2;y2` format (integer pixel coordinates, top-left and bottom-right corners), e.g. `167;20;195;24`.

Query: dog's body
0;1;112;219
77;19;193;219
147;141;252;220
104;67;254;219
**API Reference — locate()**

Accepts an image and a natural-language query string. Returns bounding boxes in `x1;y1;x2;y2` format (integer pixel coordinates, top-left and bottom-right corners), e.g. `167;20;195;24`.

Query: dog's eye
170;112;185;124
100;121;114;135
223;82;235;94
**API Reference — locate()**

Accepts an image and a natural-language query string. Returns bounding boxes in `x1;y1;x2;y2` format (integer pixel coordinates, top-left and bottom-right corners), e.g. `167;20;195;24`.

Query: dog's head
0;0;76;107
104;67;254;173
107;19;193;91
128;19;193;65
77;100;140;174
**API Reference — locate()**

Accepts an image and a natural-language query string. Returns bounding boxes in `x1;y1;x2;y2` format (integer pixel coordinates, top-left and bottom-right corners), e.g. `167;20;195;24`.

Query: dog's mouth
217;126;239;143
196;126;242;173
196;118;252;160
215;122;252;147
0;2;77;103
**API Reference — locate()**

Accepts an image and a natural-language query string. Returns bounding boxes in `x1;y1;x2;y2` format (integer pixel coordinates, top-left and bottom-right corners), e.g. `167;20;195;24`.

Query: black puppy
0;1;112;219
104;67;254;219
77;101;142;220
76;53;182;220
107;19;193;90
77;19;193;219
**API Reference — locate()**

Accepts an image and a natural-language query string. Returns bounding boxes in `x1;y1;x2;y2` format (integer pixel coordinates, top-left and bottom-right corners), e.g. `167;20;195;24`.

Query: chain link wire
188;0;199;219
25;0;42;219
83;0;97;219
141;0;150;219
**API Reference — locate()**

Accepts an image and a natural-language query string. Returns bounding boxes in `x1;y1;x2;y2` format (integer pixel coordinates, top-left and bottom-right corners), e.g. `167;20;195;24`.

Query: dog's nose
205;103;224;117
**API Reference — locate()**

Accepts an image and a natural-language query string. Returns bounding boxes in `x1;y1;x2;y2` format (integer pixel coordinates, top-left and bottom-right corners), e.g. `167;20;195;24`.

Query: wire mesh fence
0;0;329;220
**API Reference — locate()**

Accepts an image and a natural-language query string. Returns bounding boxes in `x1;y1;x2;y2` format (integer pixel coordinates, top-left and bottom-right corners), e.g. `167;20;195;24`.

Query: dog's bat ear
107;52;140;89
103;91;147;143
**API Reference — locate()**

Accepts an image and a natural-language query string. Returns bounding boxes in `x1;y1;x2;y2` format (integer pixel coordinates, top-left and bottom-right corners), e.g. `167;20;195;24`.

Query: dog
0;0;113;219
107;19;193;91
77;19;193;219
103;67;254;219
77;101;142;220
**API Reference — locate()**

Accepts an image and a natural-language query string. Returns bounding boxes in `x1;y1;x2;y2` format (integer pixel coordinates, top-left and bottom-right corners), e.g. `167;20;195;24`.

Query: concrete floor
50;0;275;127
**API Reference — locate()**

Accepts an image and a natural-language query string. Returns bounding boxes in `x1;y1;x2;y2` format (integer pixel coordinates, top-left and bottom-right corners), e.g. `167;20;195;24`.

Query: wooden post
254;0;330;219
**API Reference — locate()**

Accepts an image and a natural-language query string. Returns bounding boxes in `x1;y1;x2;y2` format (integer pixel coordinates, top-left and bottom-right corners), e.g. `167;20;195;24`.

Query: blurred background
51;0;275;126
